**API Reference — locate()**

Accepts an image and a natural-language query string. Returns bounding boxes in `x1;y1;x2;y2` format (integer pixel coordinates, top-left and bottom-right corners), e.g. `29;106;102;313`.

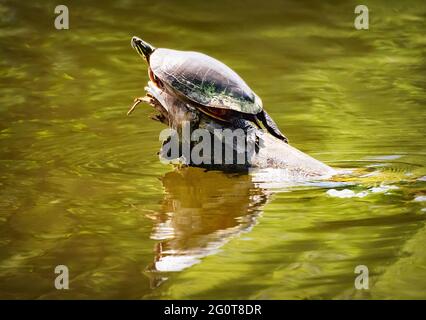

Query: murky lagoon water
0;0;425;299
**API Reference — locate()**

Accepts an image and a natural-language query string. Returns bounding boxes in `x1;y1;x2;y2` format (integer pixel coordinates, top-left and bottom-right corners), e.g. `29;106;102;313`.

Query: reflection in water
145;168;268;279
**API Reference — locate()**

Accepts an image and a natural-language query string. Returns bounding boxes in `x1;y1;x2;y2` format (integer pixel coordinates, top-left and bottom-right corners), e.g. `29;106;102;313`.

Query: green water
0;0;425;299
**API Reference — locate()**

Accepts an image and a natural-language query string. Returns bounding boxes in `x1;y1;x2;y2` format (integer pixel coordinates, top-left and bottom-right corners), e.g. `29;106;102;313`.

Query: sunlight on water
0;0;425;299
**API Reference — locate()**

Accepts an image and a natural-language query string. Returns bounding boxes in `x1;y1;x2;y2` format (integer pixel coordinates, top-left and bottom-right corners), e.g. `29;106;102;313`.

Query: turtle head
131;36;155;63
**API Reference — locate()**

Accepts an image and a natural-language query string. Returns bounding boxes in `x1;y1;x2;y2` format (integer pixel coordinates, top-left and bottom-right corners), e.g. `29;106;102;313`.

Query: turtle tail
258;110;288;143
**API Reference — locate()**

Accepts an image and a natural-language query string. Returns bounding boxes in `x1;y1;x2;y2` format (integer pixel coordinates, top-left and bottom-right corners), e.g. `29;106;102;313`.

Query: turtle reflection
145;167;269;277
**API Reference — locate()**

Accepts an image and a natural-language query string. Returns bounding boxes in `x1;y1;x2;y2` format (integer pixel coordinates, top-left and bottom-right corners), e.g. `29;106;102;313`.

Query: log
134;81;336;179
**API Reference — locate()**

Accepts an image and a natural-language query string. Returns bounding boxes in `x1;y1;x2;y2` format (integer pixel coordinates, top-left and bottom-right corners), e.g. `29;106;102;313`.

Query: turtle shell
149;48;263;115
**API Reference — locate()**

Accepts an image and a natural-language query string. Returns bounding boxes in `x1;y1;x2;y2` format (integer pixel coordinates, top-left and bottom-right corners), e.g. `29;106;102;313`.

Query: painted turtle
129;36;288;142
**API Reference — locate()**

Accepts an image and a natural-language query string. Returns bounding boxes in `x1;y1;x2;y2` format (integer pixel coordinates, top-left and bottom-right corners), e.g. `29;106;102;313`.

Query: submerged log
134;81;336;178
